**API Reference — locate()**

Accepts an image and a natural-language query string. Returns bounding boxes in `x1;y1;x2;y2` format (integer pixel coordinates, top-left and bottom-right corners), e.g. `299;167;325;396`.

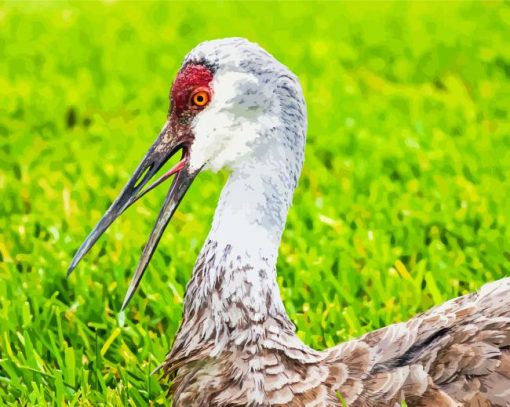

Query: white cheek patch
188;70;280;172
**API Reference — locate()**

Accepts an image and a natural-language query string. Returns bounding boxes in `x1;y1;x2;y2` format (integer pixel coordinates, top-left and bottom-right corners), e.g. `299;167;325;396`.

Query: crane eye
191;90;210;107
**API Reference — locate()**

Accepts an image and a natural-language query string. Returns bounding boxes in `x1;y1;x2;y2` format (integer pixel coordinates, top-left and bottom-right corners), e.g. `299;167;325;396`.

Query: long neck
189;141;300;322
208;145;295;272
172;141;303;359
172;75;307;358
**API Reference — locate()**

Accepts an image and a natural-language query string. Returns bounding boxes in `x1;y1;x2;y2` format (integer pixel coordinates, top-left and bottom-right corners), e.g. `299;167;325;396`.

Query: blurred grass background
1;0;510;404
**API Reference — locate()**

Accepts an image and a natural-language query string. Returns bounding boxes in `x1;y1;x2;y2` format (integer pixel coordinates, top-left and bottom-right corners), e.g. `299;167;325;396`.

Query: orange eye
192;90;210;107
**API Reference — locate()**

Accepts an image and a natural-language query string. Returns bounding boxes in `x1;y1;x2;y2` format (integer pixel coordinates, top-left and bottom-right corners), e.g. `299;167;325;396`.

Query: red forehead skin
171;64;213;115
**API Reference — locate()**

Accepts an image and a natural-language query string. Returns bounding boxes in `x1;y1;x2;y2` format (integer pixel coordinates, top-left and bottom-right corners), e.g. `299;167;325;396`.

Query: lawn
1;0;510;405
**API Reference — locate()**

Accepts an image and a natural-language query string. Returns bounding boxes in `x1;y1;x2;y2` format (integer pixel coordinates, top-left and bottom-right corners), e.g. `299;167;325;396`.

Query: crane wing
326;277;510;406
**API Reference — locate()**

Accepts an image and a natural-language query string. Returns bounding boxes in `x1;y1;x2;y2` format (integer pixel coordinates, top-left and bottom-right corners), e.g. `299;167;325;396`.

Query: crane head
67;38;305;309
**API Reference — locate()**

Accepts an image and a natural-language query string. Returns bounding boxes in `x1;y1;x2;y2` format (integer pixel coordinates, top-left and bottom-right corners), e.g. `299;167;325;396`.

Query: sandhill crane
68;38;510;406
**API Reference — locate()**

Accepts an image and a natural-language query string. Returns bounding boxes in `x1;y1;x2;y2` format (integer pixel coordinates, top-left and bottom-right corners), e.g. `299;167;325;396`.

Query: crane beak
67;122;198;310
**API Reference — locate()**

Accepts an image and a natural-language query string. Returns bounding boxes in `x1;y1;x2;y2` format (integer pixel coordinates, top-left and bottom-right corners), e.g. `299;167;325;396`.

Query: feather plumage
163;271;510;406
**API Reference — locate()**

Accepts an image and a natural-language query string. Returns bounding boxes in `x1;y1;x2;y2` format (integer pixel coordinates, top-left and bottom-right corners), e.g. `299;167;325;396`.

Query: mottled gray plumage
111;38;510;406
163;240;510;406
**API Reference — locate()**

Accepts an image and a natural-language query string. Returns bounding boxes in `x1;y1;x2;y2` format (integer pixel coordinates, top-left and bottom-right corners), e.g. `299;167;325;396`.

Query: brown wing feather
162;278;510;406
327;277;510;406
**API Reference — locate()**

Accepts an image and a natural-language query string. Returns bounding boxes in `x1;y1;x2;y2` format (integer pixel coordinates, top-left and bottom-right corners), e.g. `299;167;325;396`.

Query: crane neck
209;150;295;261
172;75;307;356
172;139;303;358
196;140;300;309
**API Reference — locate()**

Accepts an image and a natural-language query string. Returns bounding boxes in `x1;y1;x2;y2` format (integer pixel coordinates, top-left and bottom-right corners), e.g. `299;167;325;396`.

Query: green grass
1;0;510;404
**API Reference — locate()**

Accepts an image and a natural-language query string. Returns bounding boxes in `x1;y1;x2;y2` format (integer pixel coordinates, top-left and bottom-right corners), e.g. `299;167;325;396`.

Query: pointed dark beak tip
121;280;138;311
66;261;78;278
67;248;86;278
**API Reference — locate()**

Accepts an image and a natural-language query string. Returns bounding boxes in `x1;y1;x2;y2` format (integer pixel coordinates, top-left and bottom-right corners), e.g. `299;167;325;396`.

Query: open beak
67;122;198;310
